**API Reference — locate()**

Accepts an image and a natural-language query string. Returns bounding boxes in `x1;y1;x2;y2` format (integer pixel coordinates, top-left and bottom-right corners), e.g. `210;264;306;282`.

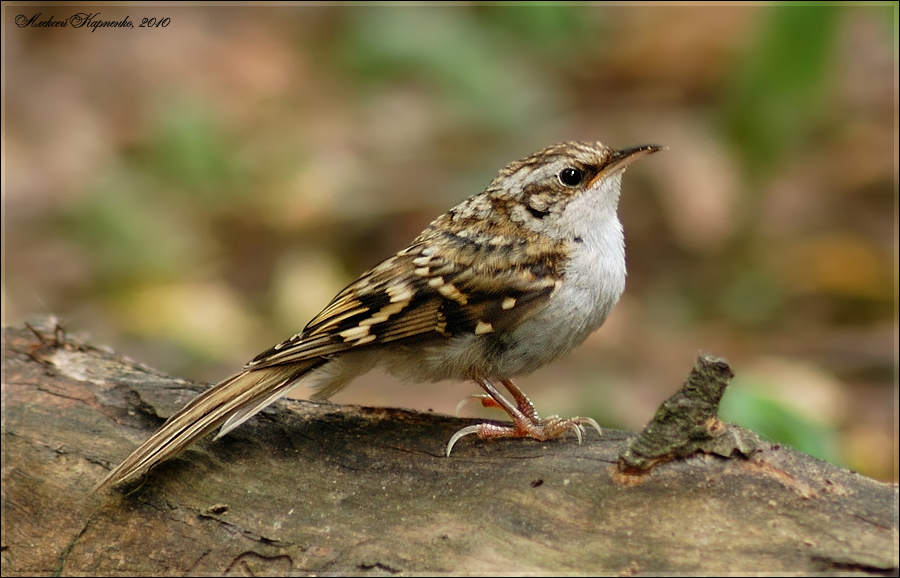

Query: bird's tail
94;360;322;492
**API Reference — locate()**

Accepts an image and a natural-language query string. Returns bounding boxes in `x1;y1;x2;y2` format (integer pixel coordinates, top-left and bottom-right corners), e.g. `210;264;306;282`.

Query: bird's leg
498;378;541;422
446;377;602;456
454;378;540;421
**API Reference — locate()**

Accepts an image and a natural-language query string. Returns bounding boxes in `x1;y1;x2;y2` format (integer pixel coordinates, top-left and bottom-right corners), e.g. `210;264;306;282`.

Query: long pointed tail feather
94;360;321;492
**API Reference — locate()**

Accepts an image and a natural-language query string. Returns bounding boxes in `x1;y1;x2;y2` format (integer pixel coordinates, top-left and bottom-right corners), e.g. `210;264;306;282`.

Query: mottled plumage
96;141;661;491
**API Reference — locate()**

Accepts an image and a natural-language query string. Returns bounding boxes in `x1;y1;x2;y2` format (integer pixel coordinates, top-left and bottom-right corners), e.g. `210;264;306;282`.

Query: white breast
355;172;627;384
494;172;627;376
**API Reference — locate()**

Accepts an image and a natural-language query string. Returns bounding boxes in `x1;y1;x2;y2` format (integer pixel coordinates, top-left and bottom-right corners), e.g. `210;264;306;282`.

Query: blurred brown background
3;4;896;481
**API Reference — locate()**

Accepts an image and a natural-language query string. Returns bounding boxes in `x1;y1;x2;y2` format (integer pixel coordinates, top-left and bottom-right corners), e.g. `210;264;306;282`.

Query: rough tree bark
1;323;897;576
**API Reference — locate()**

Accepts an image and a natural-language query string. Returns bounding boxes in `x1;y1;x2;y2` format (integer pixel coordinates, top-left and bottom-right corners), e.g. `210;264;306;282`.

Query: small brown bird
97;141;661;491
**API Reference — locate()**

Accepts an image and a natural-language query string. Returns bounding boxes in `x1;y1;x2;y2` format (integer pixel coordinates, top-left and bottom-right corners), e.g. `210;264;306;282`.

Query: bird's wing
96;226;567;491
245;230;567;371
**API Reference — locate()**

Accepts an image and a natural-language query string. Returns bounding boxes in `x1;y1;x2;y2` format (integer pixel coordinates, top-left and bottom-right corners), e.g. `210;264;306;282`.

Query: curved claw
577;417;602;437
568;422;584;445
454;395;492;417
564;417;603;445
446;425;481;457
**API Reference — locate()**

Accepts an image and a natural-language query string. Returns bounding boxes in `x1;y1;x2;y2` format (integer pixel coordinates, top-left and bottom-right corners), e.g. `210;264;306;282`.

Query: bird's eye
558;167;584;187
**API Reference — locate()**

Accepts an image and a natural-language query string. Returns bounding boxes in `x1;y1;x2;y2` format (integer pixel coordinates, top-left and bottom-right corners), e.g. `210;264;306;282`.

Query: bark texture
2;323;897;575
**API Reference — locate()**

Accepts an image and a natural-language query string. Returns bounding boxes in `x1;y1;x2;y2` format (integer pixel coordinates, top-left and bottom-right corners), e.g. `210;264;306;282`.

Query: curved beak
608;144;665;171
590;144;664;187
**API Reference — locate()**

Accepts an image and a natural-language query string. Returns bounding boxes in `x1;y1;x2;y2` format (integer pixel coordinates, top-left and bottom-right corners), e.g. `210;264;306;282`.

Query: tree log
1;323;897;575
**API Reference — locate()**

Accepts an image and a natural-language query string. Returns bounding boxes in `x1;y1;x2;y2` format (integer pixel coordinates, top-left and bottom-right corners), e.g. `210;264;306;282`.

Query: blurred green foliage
61;171;205;286
60;101;249;289
717;264;786;327
140;101;249;203
720;378;840;465
722;4;839;179
333;5;593;131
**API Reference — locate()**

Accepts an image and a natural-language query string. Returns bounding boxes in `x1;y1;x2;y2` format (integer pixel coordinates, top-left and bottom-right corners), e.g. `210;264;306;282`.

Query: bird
96;140;662;491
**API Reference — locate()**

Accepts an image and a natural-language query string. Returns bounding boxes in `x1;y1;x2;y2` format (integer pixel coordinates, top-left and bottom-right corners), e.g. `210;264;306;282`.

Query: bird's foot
446;414;601;456
446;377;600;456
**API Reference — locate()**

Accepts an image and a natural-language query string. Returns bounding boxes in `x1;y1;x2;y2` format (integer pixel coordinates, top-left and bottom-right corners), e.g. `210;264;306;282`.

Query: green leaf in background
59;100;244;288
717;264;785;327
478;3;594;60
722;3;839;178
60;166;214;288
333;6;568;131
719;378;841;465
139;100;249;206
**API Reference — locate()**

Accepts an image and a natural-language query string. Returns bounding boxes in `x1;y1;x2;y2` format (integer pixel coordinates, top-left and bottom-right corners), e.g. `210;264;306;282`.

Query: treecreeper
97;141;662;491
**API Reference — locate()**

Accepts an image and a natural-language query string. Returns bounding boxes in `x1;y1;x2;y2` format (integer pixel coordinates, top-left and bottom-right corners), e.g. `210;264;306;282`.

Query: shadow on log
1;323;897;575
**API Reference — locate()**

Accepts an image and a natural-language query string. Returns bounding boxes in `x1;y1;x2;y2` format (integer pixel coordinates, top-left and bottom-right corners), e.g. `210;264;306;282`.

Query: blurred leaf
139;101;248;206
717;265;785;326
781;233;892;300
61;170;211;287
884;2;899;44
478;3;593;59
722;3;839;178
333;6;558;130
59;101;246;289
720;379;841;465
113;281;260;360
